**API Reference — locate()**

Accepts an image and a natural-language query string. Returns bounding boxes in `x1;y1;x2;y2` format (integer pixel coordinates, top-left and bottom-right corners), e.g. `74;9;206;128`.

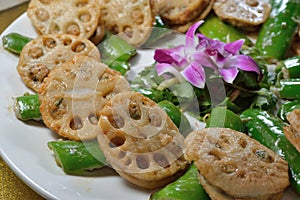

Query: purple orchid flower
154;21;261;88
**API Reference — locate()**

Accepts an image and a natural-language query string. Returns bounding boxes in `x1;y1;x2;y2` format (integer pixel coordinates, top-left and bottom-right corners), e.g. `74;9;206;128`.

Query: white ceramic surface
0;13;299;200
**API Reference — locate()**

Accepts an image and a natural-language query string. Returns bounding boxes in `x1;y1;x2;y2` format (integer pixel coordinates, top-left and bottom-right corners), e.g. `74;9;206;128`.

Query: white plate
0;13;299;200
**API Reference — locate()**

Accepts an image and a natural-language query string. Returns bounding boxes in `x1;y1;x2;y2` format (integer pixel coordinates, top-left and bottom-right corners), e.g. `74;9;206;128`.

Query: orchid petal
155;63;185;82
219;67;239;84
192;52;217;69
227;55;261;75
224;39;244;55
154;45;185;64
185;21;204;50
181;62;206;88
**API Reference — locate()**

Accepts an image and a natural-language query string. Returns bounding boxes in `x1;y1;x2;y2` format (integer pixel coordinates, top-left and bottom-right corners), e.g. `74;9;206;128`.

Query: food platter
0;13;299;200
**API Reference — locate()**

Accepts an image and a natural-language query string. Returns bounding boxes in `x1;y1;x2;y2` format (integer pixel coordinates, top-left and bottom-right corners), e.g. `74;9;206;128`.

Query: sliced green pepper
150;164;209;200
98;33;136;64
281;56;300;79
2;32;32;54
14;93;41;121
158;100;192;136
278;99;300;122
199;13;251;45
48;140;106;176
240;109;300;194
255;0;300;60
206;106;244;132
278;78;300;99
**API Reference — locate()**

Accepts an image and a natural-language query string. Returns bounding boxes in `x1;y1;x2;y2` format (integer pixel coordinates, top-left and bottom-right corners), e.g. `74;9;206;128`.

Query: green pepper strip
199;13;252;45
158;100;192;137
97;33;136;74
14;93;41;121
206;106;245;132
278;99;300;122
279;78;300;100
240;109;300;194
255;0;300;60
2;32;32;54
150;164;209;200
48;140;106;176
281;56;300;79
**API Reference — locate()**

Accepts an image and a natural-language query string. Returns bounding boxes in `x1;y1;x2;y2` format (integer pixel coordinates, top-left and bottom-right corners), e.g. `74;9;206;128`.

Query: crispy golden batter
185;128;290;199
39;55;130;140
17;34;100;92
160;0;211;26
213;0;271;31
97;91;187;189
27;0;100;38
99;0;155;46
285;109;300;153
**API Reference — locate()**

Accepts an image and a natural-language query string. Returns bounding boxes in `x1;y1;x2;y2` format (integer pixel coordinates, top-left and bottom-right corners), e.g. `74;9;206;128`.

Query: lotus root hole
238;138;247;148
221;163;237;174
153;153;170;168
226;4;236;13
63;38;73;46
131;9;144;25
254;149;274;163
70;116;83;130
88;114;99;125
136;155;150;169
29;64;49;82
75;0;89;7
50;98;67;120
43;37;57;49
79;12;92;22
237;169;246;178
71;41;86;53
35;8;49;21
108;115;125;129
99;71;113;82
129;100;141;120
109;132;126;148
49;22;60;33
246;0;259;7
119;151;126;159
149;113;162;127
66;23;80;36
29;47;44;59
208;149;222;160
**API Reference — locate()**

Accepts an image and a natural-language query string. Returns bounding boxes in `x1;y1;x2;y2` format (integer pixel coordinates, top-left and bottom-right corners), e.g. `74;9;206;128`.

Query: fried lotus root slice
213;0;271;31
159;0;211;26
39;55;130;141
284;109;300;153
100;0;155;46
198;173;284;200
170;0;214;33
17;34;100;92
97;91;188;189
27;0;100;38
185;128;290;199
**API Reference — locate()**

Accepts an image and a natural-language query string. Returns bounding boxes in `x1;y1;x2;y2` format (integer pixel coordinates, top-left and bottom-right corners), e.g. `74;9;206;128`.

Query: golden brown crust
17;34;100;92
99;0;155;46
170;0;214;33
160;0;211;26
39;55;130;140
185;128;290;198
198;173;284;200
97;91;187;189
285;109;300;153
27;0;100;38
213;0;271;31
